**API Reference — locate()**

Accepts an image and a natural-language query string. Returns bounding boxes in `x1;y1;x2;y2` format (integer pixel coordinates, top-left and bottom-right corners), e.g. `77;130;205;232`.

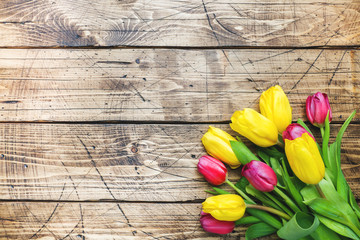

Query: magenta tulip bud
200;212;235;234
198;156;227;185
241;160;277;192
306;92;332;128
282;123;315;142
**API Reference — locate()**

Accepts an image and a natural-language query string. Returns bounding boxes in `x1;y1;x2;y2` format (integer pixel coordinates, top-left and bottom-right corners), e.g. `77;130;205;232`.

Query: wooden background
0;0;359;239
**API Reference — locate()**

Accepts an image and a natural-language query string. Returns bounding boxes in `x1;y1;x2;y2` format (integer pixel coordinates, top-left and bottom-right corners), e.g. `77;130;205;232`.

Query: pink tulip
306;92;332;128
198;156;227;185
241;160;277;192
200;212;235;234
282;123;315;142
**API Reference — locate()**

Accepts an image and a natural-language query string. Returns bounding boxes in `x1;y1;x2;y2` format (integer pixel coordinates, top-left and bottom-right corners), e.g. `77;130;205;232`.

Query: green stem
247;204;291;221
315;184;326;199
264;192;294;217
274;187;301;213
320;127;325;138
321;117;331;169
226;180;255;204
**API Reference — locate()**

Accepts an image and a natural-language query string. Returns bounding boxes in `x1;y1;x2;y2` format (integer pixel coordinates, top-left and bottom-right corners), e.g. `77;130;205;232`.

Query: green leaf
318;179;360;228
337;170;350;203
257;149;271;165
308;198;348;224
317;215;360;240
310;223;341;240
277;212;320;240
334;110;356;201
246;208;283;229
204;190;218;195
336;110;356;145
230;140;259;165
280;158;308;212
245;185;286;214
245;222;277;240
270;157;282;177
235;177;249;193
349;190;360;219
328;143;338;185
211;187;230;195
235;216;261;225
264;191;294;217
257;146;285;159
308;198;360;237
301;185;320;203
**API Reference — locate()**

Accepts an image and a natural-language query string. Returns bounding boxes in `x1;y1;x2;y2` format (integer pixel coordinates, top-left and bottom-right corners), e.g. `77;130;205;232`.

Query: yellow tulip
260;85;292;133
202;194;246;221
230;108;278;147
201;126;241;169
285;133;325;184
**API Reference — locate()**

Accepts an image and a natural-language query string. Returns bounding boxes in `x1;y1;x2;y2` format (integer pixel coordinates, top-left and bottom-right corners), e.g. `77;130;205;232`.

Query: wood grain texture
0;123;358;202
0;48;359;122
0;202;255;240
0;0;359;47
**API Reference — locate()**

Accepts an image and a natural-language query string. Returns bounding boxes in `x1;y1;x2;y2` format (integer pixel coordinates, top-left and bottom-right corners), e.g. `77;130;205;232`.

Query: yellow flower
260;85;292;133
202;194;246;221
230;108;278;147
285;133;325;184
201;126;240;169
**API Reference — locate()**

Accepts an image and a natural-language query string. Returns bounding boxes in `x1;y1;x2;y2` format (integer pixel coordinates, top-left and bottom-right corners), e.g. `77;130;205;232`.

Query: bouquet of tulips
198;86;359;239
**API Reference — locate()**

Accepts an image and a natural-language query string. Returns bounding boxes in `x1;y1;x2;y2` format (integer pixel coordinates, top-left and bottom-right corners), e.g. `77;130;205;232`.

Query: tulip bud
202;194;246;221
200;212;235;234
230;108;278;147
285;133;325;184
241;160;277;192
282;123;315;142
306;92;332;128
260;85;292;133
198;156;227;186
201;126;241;169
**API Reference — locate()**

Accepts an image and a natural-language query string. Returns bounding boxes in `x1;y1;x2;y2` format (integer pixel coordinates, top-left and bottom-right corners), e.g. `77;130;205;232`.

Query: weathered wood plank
0;123;359;202
0;0;359;47
0;48;359;122
0;202;254;239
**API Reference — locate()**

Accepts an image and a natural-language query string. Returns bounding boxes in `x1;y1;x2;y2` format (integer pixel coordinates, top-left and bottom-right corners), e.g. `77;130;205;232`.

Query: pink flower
198;156;227;185
283;123;315;142
306;92;332;128
241;160;277;192
200;212;235;234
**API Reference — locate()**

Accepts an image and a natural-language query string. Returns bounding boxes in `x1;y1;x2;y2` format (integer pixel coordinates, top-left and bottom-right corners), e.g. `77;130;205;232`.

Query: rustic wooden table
0;0;359;239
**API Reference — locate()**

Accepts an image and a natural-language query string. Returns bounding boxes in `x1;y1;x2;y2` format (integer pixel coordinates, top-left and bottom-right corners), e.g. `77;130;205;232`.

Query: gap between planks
0;120;357;125
0;46;359;50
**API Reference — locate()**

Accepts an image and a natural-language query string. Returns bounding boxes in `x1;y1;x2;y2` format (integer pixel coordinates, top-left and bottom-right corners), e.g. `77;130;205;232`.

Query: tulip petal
230;108;278;147
202;194;246;221
260;85;292;133
201;126;241;169
285;133;325;185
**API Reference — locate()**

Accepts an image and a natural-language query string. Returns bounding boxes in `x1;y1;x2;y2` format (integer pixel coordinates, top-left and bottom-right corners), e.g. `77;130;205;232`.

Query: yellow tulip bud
230;108;278;147
201;126;240;169
285;133;325;184
202;194;246;221
260;85;292;133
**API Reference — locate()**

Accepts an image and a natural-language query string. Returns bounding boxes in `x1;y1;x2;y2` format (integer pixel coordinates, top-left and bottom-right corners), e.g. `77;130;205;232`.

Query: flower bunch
197;85;359;239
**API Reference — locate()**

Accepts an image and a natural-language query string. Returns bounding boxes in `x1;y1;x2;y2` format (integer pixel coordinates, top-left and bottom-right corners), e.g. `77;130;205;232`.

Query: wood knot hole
131;146;139;153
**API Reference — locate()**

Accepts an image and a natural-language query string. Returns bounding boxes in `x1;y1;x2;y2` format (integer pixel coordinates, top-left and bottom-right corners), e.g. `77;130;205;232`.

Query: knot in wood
131;146;139;153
